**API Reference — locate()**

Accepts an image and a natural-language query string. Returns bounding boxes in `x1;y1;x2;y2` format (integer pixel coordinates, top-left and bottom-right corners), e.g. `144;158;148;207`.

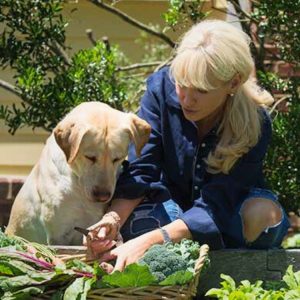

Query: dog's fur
5;102;151;245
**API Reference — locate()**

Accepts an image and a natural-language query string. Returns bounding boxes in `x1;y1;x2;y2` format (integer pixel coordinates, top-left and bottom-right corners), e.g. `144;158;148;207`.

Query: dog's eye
113;158;121;164
85;156;96;163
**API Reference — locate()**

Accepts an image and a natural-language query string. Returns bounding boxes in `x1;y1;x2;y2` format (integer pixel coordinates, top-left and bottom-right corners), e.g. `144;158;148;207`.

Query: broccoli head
139;244;188;282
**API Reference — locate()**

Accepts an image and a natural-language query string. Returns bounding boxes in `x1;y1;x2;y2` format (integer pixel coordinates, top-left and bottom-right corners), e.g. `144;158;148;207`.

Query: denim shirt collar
165;71;182;109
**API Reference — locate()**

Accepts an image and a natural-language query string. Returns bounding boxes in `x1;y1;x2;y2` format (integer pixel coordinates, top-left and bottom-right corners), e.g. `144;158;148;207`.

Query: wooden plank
51;245;86;255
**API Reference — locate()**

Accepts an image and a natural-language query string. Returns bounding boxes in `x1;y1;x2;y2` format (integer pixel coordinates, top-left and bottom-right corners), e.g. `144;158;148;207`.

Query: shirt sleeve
180;109;272;250
113;73;171;202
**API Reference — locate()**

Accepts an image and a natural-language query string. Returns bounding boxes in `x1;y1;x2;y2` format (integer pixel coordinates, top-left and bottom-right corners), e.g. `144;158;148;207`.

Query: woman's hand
99;219;192;272
88;211;121;240
100;232;157;272
83;211;121;260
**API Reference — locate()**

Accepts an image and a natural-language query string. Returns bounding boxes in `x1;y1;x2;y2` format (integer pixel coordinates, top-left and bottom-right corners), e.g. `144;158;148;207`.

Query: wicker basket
40;244;209;300
89;244;208;300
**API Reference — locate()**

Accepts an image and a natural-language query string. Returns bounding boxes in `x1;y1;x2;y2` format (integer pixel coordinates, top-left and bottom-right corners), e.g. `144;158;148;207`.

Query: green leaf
159;270;193;286
63;277;93;300
283;266;300;289
92;262;106;277
0;230;25;250
205;287;227;297
51;290;64;300
0;271;56;291
284;288;300;300
65;259;93;274
102;263;157;288
220;274;237;292
228;290;246;299
165;239;201;271
0;259;36;276
283;234;300;249
1;286;44;300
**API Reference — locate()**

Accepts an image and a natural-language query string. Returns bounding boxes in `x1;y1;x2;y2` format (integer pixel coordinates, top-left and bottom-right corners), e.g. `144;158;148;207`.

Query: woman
86;20;290;271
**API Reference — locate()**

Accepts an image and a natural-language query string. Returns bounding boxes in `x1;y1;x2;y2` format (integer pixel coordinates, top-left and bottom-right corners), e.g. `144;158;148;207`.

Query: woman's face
176;83;230;122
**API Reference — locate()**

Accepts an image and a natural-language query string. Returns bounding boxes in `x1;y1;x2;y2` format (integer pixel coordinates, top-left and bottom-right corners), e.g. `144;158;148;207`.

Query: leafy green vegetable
0;229;25;251
63;277;94;300
65;259;94;274
283;265;300;290
139;244;188;281
0;259;36;276
0;234;204;298
159;270;194;286
206;265;300;299
0;240;96;299
1;286;44;300
166;239;201;272
50;289;64;300
94;239;202;289
283;234;300;249
101;264;157;288
0;271;56;291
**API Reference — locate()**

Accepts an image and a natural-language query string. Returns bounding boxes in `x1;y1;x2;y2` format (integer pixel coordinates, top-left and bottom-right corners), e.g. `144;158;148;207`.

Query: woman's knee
240;197;282;242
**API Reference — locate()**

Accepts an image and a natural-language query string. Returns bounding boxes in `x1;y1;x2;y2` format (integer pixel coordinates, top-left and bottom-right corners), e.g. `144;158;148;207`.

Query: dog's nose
92;188;111;202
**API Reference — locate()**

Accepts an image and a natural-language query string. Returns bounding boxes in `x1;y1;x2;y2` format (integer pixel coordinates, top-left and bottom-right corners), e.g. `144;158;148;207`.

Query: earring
229;93;234;97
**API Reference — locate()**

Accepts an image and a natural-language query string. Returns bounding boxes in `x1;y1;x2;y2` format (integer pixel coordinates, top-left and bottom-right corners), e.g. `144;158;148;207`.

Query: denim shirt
114;67;272;249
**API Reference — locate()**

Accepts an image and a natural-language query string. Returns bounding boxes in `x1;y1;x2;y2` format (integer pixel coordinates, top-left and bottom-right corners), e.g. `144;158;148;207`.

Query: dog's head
53;102;151;203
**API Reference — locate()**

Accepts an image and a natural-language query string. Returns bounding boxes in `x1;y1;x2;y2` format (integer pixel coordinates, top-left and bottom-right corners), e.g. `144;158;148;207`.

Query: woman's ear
229;74;242;94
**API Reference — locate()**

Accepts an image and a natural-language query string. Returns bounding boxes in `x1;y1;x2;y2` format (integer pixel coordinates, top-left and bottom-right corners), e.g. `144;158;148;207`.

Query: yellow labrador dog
6;102;150;245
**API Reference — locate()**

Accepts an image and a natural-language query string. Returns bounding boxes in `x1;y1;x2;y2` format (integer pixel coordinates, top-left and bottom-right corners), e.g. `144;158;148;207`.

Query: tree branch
49;41;72;66
226;0;262;71
270;94;291;114
102;36;111;52
211;5;239;19
116;61;161;72
86;29;97;46
154;55;175;73
0;79;22;98
228;0;258;24
89;0;175;48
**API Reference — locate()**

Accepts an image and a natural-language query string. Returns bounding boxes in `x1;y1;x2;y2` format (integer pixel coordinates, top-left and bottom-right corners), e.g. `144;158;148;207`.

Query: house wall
0;0;228;227
0;0;228;177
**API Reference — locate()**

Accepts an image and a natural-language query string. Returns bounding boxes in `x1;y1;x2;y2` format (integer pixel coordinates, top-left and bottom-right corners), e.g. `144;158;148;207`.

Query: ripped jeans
120;188;290;249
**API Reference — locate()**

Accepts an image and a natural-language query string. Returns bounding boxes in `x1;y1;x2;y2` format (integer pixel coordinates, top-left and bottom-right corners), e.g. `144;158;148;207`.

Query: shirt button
194;186;199;190
196;164;201;169
201;143;206;148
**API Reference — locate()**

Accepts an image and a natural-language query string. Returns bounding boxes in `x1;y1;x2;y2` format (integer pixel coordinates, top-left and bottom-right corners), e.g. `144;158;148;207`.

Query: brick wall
0;177;24;228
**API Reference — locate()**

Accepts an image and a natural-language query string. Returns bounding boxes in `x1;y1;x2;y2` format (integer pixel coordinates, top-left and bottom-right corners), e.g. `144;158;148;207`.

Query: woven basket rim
86;243;210;299
42;243;209;300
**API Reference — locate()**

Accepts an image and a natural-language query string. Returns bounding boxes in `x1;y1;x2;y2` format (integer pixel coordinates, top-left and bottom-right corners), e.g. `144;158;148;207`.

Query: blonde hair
170;20;274;174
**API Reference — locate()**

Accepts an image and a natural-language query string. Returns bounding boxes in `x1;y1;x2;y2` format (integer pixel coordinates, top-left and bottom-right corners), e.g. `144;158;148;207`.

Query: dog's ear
54;120;88;164
127;113;151;157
